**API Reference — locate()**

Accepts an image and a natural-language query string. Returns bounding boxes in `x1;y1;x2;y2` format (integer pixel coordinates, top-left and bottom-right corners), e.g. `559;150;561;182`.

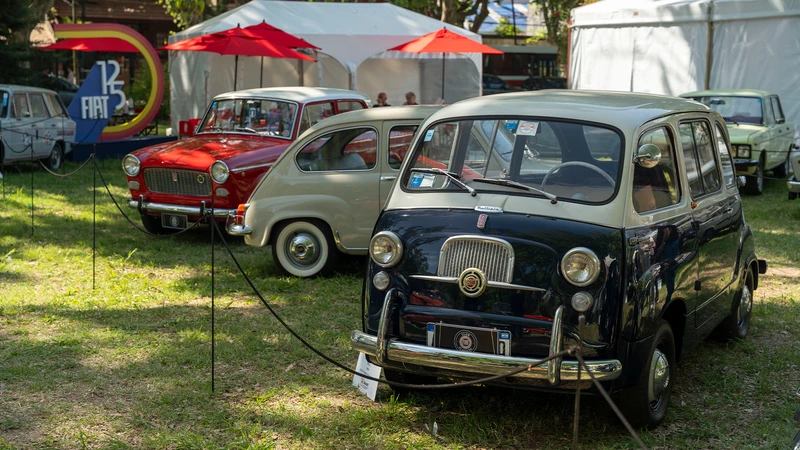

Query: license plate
427;322;511;356
162;214;188;229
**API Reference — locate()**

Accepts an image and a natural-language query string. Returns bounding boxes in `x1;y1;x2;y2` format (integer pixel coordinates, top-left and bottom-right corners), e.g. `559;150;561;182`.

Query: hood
726;124;764;144
132;134;290;170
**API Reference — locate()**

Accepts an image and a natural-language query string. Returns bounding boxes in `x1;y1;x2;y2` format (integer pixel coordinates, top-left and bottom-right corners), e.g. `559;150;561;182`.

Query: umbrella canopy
41;37;140;53
388;28;503;55
243;21;320;50
389;28;502;102
161;27;315;90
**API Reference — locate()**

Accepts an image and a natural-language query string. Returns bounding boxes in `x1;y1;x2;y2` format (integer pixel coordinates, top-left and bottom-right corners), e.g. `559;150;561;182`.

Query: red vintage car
121;87;370;234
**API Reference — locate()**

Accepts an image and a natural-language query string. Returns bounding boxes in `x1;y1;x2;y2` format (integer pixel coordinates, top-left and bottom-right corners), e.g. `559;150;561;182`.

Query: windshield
198;98;298;138
0;91;8;118
403;118;623;204
689;96;763;125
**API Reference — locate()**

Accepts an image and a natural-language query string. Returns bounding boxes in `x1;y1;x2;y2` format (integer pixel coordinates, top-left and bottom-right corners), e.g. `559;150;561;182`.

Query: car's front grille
144;168;211;196
437;236;514;282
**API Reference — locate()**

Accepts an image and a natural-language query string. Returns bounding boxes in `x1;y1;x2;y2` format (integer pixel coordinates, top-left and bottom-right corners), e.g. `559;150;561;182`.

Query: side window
1;91;9;118
714;123;736;188
632;127;681;213
13;93;29;118
29;94;49;118
299;102;335;135
763;97;775;125
388;125;418;170
679;123;705;198
770;97;785;123
296;127;377;172
338;101;364;113
45;94;66;117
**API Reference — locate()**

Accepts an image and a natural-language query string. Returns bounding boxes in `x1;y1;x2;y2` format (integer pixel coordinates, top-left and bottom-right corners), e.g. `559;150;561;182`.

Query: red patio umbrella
41;37;140;53
389;28;503;102
161;27;315;90
242;21;320;87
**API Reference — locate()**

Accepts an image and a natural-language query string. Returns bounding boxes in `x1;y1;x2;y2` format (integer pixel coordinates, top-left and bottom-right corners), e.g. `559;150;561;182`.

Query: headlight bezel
734;144;751;159
369;231;404;268
210;160;230;184
561;247;601;287
122;154;141;177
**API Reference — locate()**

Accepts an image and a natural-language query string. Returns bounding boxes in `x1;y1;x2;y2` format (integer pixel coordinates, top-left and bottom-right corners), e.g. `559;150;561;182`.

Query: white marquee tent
168;1;484;128
569;0;800;136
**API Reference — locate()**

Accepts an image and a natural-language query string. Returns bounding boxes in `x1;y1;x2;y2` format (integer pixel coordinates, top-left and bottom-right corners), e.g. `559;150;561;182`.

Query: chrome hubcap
52;148;60;167
287;233;319;267
738;284;752;327
648;348;670;408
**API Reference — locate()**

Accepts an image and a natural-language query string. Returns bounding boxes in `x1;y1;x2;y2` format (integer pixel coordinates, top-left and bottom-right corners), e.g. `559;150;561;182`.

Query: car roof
424;90;710;132
0;84;59;95
214;86;370;103
681;89;771;98
309;105;443;128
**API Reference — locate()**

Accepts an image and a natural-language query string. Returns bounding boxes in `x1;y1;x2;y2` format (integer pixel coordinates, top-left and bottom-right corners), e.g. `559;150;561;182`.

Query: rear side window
13;93;29;118
632;127;681;213
299;102;335;135
338;101;364;113
679;121;722;197
45;94;67;117
29;94;49;118
296;127;377;172
388;125;418;170
714;123;735;187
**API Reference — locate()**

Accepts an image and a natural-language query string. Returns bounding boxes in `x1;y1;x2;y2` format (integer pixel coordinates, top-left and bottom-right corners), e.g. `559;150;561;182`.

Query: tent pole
704;1;714;90
441;52;446;103
234;55;238;91
298;59;304;86
260;56;264;88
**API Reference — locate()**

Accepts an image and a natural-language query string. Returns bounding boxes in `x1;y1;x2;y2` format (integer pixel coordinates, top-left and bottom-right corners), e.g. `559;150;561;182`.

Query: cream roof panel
213;87;370;104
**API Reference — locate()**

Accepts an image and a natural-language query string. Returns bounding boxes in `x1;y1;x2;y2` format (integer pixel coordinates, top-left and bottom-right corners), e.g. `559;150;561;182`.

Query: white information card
352;352;382;401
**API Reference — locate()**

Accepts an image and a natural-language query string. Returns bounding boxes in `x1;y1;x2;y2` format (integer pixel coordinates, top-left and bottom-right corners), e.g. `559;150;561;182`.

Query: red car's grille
143;168;211;196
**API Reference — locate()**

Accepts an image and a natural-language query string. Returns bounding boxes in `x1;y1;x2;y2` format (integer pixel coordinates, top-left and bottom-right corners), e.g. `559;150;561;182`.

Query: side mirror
737;175;747;188
777;118;786;124
634;143;662;169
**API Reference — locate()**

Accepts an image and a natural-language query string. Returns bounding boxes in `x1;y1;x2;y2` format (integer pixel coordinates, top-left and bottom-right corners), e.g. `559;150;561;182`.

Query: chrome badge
477;213;488;229
197;174;206;184
458;267;487;298
172;172;178;182
475;205;503;213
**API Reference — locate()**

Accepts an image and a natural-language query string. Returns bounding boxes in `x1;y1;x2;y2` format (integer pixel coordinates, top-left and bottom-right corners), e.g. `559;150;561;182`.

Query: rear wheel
742;160;764;195
618;321;675;429
718;266;754;340
271;220;337;277
45;142;63;170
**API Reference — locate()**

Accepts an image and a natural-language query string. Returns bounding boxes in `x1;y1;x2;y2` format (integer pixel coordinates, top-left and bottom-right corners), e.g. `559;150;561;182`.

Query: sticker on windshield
504;121;518;132
410;173;424;188
517;121;539;136
424;129;435;142
420;174;436;188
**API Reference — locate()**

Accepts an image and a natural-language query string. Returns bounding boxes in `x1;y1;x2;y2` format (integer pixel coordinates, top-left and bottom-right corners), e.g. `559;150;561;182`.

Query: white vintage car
228;106;442;277
1;85;75;172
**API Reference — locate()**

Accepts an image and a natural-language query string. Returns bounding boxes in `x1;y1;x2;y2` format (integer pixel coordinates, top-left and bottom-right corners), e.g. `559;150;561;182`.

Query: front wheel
271;220;338;277
618;321;675;429
742;161;764;195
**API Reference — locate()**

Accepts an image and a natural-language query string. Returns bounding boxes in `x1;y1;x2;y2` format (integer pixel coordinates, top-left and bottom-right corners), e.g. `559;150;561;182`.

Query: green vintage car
681;90;796;195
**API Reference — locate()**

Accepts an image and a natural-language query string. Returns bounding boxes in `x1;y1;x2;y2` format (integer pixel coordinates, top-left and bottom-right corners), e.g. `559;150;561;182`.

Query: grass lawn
0;159;798;449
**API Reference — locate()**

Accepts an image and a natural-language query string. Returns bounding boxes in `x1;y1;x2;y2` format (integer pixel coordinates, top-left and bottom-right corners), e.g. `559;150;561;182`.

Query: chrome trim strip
230;162;274;173
548;305;564;385
409;274;546;292
351;330;621;382
437;235;515;283
127;199;235;218
376;289;396;365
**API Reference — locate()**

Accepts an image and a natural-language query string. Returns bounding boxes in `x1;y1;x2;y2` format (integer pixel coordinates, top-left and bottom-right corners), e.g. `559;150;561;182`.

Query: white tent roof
571;0;800;27
173;1;482;72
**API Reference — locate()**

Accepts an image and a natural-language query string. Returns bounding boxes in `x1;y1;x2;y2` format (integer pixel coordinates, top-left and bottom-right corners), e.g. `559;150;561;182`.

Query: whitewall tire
271;220;338;277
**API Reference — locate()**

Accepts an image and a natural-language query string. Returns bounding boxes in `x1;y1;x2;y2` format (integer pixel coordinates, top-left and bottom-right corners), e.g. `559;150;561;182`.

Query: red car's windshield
198;98;298;139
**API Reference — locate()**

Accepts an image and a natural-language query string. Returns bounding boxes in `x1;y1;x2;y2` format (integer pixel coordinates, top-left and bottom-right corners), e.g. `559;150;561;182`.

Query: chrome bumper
127;198;235;218
226;223;252;235
351;290;622;384
788;179;800;193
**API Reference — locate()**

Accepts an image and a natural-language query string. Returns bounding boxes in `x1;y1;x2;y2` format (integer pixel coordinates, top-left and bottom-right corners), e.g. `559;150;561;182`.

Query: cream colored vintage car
227;106;441;277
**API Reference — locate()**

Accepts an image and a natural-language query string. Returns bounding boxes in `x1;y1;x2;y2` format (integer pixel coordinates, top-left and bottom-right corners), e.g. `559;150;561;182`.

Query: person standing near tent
375;92;391;107
403;92;418;105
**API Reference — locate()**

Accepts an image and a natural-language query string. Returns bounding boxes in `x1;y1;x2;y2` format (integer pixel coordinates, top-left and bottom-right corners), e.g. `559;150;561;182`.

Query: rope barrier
38;153;96;178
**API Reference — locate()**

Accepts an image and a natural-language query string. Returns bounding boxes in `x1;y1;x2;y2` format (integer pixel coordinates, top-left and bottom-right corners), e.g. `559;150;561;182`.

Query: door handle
725;207;734;214
380;176;397;181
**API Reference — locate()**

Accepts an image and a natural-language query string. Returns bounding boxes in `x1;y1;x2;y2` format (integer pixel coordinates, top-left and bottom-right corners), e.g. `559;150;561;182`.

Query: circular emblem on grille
197;174;206;184
453;330;478;352
458;268;487;298
169;216;180;227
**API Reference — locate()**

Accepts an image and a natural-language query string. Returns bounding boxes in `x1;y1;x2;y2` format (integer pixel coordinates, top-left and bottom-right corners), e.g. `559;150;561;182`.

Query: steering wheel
541;161;616;189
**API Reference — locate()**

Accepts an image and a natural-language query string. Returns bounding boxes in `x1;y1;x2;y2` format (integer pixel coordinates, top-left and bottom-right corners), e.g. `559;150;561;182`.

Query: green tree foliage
528;0;599;59
157;0;237;30
0;0;36;84
494;17;521;37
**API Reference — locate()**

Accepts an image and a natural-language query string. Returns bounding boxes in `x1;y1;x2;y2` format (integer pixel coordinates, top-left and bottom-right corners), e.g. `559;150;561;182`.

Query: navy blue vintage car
351;91;767;429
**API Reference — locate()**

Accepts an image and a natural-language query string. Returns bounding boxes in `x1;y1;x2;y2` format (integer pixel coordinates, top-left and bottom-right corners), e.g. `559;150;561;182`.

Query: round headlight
571;291;594;312
369;231;403;268
373;271;391;291
561;247;601;287
210;161;230;184
122;154;140;177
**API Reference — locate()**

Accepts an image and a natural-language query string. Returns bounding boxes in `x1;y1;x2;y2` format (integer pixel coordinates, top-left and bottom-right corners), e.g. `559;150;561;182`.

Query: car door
678;119;739;331
379;122;419;208
27;92;53;157
295;125;380;249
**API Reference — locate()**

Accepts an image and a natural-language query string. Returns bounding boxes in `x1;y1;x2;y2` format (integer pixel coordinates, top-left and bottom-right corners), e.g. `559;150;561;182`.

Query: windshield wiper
725;118;740;126
409;167;477;197
235;127;262;135
472;178;558;204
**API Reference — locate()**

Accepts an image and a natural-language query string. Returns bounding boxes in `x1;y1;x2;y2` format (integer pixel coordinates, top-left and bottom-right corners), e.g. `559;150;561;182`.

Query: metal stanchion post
210;195;216;393
572;315;586;450
93;149;97;290
30;133;35;236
